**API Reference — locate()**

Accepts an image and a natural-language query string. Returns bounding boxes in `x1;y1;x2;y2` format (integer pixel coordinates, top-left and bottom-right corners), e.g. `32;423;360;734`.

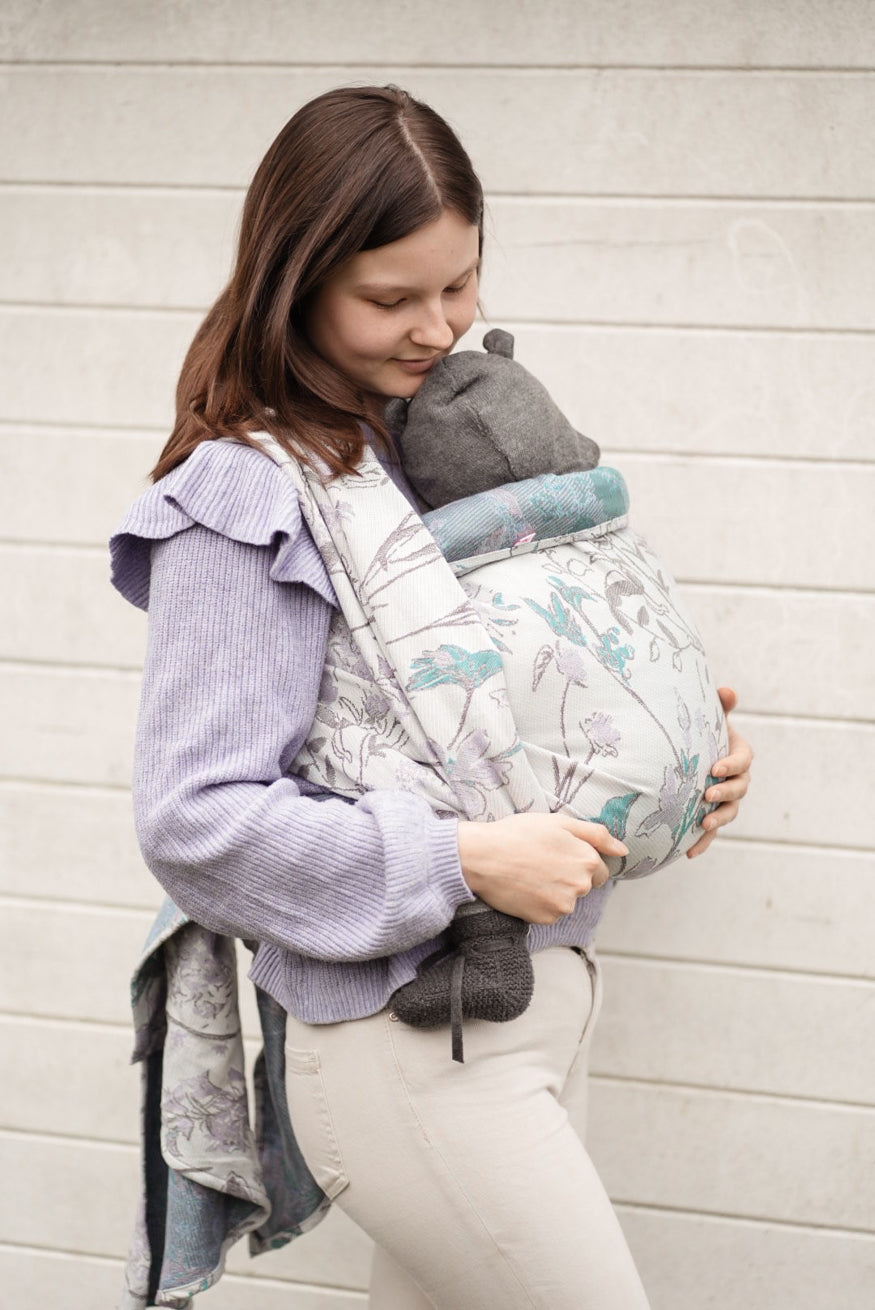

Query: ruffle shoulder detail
109;439;337;611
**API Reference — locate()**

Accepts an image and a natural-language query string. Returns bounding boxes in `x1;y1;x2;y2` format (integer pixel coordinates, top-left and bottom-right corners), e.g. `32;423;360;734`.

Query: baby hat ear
482;328;514;359
384;397;409;436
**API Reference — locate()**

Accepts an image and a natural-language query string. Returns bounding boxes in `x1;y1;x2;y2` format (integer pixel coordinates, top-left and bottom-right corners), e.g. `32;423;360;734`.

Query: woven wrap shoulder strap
249;433;549;822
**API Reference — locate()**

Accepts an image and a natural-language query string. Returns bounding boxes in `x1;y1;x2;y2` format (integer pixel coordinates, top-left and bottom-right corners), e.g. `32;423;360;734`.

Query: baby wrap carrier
253;434;727;879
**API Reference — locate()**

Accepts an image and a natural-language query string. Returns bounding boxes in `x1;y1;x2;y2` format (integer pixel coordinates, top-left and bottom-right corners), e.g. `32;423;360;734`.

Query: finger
717;685;738;714
701;799;739;833
706;772;750;804
686;829;716;859
563;818;628;856
712;745;753;778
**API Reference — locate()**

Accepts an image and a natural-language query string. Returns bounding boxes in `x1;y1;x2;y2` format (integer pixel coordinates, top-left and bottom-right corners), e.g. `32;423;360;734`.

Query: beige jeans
284;946;650;1310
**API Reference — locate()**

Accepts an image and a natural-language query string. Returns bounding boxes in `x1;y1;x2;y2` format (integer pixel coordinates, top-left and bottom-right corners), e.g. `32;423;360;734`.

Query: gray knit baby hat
387;329;599;509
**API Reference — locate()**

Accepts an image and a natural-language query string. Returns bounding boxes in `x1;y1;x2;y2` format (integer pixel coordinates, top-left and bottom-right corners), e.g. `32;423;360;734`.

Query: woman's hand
457;813;627;924
687;685;753;859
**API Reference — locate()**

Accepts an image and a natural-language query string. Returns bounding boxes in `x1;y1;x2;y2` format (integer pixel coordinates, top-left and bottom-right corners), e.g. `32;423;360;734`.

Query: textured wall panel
593;957;875;1102
1;544;148;668
620;455;875;591
588;1081;875;1229
393;318;875;461
0;424;163;544
618;1208;875;1310
682;584;875;721
598;841;875;979
0;902;150;1022
3;66;875;197
0;782;155;907
0;1249;366;1310
0;667;141;786
4;312;872;460
7;188;875;332
3;0;874;67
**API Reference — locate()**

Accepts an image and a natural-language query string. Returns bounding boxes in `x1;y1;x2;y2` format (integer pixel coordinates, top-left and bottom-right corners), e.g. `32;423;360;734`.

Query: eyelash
371;275;473;311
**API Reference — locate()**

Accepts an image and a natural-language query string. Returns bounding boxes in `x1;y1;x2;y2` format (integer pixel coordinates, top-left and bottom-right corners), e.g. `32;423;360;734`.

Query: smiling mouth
394;356;440;374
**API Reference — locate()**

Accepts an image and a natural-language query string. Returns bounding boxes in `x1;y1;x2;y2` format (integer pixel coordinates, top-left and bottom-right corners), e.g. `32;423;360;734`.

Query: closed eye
445;273;474;295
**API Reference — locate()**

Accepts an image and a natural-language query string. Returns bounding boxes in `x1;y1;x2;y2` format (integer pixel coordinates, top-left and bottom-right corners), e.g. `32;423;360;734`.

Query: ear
384;397;409;435
482;328;514;359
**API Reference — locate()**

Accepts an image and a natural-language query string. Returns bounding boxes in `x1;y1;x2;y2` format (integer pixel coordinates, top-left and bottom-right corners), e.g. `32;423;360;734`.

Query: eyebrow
354;260;480;295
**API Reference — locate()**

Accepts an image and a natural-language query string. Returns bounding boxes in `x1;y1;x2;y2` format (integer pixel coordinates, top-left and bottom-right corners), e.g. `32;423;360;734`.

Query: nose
409;299;455;351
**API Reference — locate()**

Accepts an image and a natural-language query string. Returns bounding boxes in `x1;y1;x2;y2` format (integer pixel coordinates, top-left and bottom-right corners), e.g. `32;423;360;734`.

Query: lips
394;356;440;375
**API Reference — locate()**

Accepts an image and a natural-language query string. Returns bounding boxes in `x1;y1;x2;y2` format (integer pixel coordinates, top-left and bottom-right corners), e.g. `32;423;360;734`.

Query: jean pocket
285;1046;350;1200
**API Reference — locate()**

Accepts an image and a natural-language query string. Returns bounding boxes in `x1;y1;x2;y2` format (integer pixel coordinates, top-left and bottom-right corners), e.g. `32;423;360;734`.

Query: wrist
457;820;494;896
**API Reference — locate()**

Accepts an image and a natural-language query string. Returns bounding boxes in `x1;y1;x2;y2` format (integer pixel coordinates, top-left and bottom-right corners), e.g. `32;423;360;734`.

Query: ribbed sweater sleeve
121;453;473;964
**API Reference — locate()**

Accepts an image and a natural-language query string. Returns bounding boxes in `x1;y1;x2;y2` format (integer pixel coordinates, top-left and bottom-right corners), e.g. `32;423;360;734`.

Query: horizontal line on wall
609;448;875;470
714;831;875;858
0;1125;137;1153
597;949;875;987
613;1199;875;1240
0;659;142;682
0;893;152;920
0;297;202;317
730;708;875;728
0;1240;370;1297
0;1011;140;1036
0;1242;122;1269
594;1072;875;1116
6;179;875;209
5;297;875;339
591;1071;874;1114
4;59;875;75
0;656;143;675
681;579;875;599
0;773;131;793
494;316;875;338
0;539;112;556
0;417;167;436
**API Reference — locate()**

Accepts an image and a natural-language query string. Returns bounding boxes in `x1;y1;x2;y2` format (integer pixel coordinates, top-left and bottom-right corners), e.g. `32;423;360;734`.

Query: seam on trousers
383;1012;538;1309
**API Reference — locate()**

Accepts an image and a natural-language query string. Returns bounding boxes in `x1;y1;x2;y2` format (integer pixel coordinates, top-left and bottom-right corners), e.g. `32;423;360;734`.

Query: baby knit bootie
389;901;534;1062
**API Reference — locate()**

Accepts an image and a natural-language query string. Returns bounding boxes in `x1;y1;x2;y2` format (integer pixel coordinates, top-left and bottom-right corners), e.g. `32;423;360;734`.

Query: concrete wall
2;2;873;1305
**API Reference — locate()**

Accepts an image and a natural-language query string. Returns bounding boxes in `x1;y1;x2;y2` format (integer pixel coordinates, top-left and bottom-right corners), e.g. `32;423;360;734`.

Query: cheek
451;286;480;337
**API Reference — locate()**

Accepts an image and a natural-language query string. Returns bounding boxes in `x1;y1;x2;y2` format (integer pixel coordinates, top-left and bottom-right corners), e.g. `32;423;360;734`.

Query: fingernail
712;764;727;777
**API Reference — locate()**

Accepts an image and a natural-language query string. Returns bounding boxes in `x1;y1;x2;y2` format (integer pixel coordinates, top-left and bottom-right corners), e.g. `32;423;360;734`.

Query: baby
375;330;727;1050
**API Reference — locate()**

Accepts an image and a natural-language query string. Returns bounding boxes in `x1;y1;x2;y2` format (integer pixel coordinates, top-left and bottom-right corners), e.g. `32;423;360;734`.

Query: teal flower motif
546;575;593;614
406;643;503;693
588;791;641;841
595;627;635;680
523;593;588;647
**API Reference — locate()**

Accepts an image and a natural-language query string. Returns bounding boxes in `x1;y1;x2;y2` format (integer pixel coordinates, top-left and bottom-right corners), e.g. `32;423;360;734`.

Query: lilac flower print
426;729;521;818
582;712;622;758
636;753;702;848
162;1068;251;1162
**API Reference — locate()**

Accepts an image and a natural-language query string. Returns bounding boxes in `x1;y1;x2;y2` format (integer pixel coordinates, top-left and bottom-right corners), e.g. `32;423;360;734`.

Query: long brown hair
152;85;484;482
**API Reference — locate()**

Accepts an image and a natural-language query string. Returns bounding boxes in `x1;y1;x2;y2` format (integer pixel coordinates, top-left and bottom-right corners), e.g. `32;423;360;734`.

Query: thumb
559;815;628;856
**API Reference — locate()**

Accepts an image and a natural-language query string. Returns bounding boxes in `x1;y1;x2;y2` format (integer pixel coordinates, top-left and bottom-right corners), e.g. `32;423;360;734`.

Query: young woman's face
306;209;480;402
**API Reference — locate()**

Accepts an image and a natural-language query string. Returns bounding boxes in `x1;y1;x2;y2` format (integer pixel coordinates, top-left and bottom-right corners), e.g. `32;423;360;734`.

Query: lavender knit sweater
110;439;614;1023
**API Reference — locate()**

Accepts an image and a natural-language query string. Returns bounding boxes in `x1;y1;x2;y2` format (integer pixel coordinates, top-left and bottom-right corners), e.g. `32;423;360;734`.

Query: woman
112;85;752;1309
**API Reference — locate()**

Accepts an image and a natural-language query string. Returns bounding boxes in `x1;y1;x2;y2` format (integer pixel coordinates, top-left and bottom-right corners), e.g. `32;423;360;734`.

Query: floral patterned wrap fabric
255;436;726;878
121;905;328;1308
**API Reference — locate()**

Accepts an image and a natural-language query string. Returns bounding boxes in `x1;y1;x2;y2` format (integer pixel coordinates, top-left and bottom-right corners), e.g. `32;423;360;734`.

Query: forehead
345;210;480;289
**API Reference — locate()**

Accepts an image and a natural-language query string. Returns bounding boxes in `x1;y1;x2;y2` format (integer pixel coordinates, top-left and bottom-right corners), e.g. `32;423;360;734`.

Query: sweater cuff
426;814;476;918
